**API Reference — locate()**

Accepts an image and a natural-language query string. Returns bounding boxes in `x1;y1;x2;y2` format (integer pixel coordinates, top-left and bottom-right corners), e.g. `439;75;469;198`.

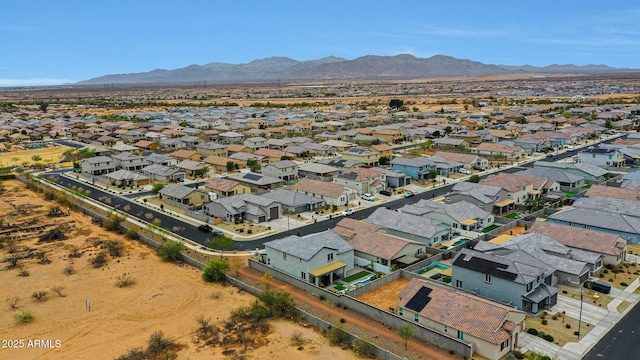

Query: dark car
583;280;611;294
197;224;212;233
379;189;392;196
212;230;224;237
473;165;486;171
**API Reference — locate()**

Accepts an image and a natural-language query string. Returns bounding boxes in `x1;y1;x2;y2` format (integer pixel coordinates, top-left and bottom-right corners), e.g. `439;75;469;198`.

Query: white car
459;168;472;175
342;208;355;216
361;193;375;201
218;173;229;178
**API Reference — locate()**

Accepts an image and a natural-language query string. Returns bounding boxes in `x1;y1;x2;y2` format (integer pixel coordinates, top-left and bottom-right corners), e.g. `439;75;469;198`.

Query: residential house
141;164;185;182
104;170;151;187
145;153;177;167
369;143;394;160
365;208;450;247
390;157;433;180
262;230;354;287
195;142;228;158
204;178;251;198
179;135;202;148
433;151;488;170
159;183;209;208
227;144;252;155
333;218;426;271
261;189;325;214
254;148;290;163
398;277;526;360
340;147;380;166
219;131;245;144
481;173;559;205
159;138;186;151
529;222;626;267
373;129;403;143
111;152;149;171
515;168;585;190
204;194;281;223
175;160;208;179
332;167;386;194
297;162;342;181
452;248;558;314
400;199;494;234
81;156;116;176
584;184;640;200
133;140;162;152
291;178;356;206
317;157;363;169
432;138;469;149
244;137;268;152
532;161;608;182
473;143;524;159
261;160;298;181
170;149;203;162
444;182;510;215
229;172;284;190
371;167;411;188
121;130;146;144
577;147;625;167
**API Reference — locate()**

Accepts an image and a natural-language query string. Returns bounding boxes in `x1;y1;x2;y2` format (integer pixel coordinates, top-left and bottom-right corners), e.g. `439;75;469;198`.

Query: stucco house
204;194;281;224
260;160;298;181
81;156;116;176
291;178;356;206
159;183;209;208
262;230;354;287
332;167;386;194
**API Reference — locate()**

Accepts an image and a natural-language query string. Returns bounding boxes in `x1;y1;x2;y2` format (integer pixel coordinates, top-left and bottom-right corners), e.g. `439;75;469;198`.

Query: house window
327;253;334;262
453;223;458;229
398;308;403;315
282;253;287;261
500;338;509;351
538;274;544;283
527;282;533;291
444;325;448;332
455;280;463;288
457;331;464;340
485;274;492;283
301;272;306;280
414;314;419;322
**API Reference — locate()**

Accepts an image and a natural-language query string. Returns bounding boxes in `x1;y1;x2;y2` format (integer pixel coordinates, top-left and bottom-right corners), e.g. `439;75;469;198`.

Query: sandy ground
0;146;68;167
0;179;361;360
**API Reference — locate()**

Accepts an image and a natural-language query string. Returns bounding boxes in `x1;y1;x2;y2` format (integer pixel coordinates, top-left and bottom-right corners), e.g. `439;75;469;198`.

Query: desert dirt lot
0;146;68;167
0;179;362;360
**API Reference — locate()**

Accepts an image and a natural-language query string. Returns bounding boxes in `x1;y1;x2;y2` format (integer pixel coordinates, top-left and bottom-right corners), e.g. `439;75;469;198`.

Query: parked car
379;189;392;196
212;230;224;237
218;173;229;178
342;208;355;216
361;193;375;201
583;280;611;294
198;224;212;233
546;153;554;158
459;168;472;175
473;165;486;171
404;191;415;198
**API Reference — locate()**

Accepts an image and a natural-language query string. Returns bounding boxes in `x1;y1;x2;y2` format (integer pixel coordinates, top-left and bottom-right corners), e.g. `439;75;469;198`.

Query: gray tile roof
516;168;584;184
159;183;196;199
365;208;448;239
549;208;640;234
404;199;490;222
574;196;640;218
264;230;353;260
261;189;324;207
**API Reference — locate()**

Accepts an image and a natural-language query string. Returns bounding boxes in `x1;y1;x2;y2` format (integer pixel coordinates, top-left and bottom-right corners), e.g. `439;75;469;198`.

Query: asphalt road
583;306;639;360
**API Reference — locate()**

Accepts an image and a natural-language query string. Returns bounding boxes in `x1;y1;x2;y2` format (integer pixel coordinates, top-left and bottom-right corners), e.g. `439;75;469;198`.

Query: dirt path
238;268;458;360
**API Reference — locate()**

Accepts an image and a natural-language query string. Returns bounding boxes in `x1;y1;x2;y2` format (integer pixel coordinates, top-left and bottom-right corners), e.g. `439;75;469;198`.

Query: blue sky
1;1;639;86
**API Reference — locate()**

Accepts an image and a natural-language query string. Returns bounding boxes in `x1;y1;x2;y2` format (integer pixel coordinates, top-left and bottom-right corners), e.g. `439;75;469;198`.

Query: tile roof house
169;149;203;162
140;164;185;182
481;173;558;204
81;156;116;176
332;167;386;195
297;162;342;181
204;193;281;224
452;248;559;314
291;178;356;206
584;184;640;200
365;208;450;247
111;152;149;171
528;222;626;267
229;172;285;190
515;168;585;189
262;230;354;287
195;142;228;157
398;277;525;360
104;169;151;187
532;161;608;182
333;218;426;271
260;160;298;181
576;146;625;167
260;189;325;214
473;143;524;159
159;183;209;208
175;160;208;179
400;199;494;233
445;182;509;214
433;151;488;169
204;178;251;198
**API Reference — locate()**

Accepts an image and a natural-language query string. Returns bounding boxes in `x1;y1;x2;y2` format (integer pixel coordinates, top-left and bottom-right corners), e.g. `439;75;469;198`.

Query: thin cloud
410;24;509;38
0;78;74;87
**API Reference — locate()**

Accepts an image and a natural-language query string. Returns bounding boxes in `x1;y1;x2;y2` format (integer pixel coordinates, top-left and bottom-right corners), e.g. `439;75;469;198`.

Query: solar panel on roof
405;286;432;313
243;173;263;181
349;148;365;154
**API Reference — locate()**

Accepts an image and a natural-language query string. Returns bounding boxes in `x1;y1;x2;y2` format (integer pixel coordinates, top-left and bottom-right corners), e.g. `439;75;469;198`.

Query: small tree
258;290;296;317
389;99;404;109
151;183;165;195
397;323;415;350
247;159;261;172
230;258;244;276
202;258;230;282
158;241;186;262
469;174;481;183
209;236;234;257
379;156;389;166
261;272;274;289
226;161;237;172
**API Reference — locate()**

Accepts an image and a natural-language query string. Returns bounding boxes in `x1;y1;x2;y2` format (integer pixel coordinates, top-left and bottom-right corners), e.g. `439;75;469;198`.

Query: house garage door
269;206;279;220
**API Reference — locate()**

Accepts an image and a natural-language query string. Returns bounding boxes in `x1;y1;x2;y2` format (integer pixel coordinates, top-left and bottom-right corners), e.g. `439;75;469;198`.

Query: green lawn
342;271;370;283
505;212;520;219
582;184;592;189
482;225;501;233
564;191;575;197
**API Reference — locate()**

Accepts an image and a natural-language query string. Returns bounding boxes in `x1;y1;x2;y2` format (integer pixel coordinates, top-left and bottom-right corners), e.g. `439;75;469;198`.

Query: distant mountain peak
77;54;634;85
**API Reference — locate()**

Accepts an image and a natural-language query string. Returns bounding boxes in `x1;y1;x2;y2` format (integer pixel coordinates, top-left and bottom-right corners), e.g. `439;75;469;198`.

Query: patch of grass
482;224;500;233
505;212;520;219
14;310;34;324
342;271;370;283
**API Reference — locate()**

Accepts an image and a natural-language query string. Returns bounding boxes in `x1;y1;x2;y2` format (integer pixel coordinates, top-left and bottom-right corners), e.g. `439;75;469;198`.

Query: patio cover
309;261;347;277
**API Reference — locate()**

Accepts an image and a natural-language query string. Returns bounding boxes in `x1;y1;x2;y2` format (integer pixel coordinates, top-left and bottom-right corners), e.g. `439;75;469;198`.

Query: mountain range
77;54;634;85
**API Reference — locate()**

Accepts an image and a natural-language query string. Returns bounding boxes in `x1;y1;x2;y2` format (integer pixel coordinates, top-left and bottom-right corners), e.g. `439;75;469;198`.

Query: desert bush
542;334;554;342
340;318;346;323
14;310;34;324
91;252;108;268
329;326;350;346
621;282;629;287
31;291;48;302
145;331;179;359
7;296;19;310
527;328;538;335
52;286;66;297
106;240;125;257
125;229;139;240
36;251;51;264
103;213;126;233
18;270;30;277
116;274;135;287
541;319;547;325
158;241;186;262
258;290;296;318
196;316;213;336
202;258;229;282
352;338;374;357
64;265;75;275
566;324;571;329
511;350;525;359
69;246;82;258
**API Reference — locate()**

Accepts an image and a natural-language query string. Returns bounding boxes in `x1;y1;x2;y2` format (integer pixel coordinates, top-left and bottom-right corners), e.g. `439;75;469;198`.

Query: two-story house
451;248;558;314
262;230;354;287
332;168;386;195
291;178;356;206
577;147;625;167
340;147;380;167
400;199;493;233
111;152;149;171
81;156;116;176
195;142;228;158
365;208;450;247
260;160;298;181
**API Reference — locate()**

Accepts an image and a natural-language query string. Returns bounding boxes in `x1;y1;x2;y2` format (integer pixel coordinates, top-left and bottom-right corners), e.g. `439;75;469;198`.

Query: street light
578;286;584;338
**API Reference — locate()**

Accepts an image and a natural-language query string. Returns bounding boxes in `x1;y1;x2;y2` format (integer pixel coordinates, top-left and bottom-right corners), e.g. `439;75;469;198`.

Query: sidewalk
520;277;640;359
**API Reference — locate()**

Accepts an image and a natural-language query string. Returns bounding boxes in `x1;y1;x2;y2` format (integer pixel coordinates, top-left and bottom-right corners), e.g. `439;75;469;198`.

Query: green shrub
543;334;554;342
329;326;350;345
621;282;629;287
512;350;525;359
202;258;230;282
574;331;580;336
340;318;346;323
527;328;538;335
552;315;558;320
14;310;34;324
566;324;571;329
541;319;547;325
158;241;186;262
